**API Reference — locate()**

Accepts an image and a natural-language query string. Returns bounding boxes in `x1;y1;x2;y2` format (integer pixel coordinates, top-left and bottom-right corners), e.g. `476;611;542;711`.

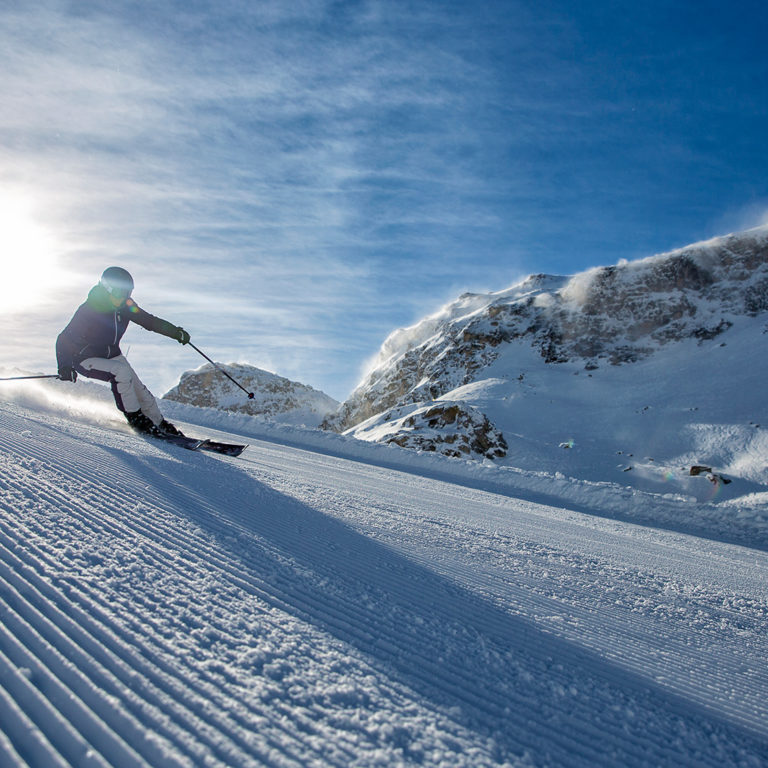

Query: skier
56;266;190;438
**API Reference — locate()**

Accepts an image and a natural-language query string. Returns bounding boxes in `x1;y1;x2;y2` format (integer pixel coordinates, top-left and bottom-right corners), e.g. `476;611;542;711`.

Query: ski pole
0;374;61;381
188;343;255;399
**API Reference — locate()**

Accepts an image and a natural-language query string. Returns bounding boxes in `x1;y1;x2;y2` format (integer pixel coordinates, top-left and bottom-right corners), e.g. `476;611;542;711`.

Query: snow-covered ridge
162;362;338;427
318;226;768;504
328;225;768;436
365;273;568;374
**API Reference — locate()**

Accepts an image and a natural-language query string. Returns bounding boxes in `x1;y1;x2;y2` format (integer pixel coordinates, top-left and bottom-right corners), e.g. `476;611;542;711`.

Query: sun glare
0;195;63;313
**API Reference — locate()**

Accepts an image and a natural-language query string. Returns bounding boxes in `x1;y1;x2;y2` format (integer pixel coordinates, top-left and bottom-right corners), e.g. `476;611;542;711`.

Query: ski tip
198;440;248;457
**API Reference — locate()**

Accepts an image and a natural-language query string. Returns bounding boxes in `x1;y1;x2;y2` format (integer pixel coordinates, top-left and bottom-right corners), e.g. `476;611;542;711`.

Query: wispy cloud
1;1;765;401
0;0;519;399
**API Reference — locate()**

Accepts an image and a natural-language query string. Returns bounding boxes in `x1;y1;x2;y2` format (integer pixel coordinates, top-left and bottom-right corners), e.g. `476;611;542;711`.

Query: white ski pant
78;355;163;425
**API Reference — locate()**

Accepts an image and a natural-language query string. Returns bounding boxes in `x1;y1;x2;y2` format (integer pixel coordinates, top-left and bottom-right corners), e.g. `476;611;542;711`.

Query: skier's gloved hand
175;327;190;345
58;366;77;382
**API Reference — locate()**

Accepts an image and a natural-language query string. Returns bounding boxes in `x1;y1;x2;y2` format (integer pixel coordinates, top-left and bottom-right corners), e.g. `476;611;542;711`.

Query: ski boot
125;411;161;436
158;419;185;437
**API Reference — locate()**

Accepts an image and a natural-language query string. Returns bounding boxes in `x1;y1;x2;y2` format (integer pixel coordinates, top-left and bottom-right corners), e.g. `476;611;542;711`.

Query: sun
0;195;63;313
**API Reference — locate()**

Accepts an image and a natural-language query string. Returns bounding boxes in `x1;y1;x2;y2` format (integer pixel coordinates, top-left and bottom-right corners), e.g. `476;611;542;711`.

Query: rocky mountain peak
163;363;339;427
323;225;768;462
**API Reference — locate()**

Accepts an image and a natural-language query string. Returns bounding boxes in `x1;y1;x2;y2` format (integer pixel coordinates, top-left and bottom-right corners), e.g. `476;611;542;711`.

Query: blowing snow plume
0;370;124;429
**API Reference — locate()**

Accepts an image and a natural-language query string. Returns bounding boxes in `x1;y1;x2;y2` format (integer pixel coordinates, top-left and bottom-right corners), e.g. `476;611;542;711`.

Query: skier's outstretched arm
126;300;190;345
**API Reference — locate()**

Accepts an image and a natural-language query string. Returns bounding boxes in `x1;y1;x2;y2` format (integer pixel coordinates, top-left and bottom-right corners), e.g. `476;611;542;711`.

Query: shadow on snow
109;441;768;767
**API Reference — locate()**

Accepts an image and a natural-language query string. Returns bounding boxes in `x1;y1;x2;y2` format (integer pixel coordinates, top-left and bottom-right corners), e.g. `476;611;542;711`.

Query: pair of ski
153;432;247;457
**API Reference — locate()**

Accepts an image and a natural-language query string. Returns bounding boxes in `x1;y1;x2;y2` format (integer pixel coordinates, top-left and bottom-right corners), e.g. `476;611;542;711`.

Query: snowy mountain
325;225;768;498
163;362;339;427
0;380;767;767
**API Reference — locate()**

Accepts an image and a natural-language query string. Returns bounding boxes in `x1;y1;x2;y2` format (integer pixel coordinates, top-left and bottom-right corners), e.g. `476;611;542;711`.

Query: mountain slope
328;226;768;497
330;225;768;432
0;390;767;766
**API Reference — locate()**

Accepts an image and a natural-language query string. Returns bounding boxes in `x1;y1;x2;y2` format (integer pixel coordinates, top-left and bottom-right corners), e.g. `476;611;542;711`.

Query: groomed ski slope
0;396;767;767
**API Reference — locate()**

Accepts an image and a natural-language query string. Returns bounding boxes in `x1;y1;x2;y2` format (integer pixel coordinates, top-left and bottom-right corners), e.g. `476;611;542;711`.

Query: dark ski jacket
56;284;181;369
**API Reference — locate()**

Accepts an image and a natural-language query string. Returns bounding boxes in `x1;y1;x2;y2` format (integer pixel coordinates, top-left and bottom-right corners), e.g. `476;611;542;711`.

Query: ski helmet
100;266;134;299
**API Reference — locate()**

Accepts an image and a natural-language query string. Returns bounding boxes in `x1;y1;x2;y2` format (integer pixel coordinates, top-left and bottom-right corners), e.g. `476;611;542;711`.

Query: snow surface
0;379;767;767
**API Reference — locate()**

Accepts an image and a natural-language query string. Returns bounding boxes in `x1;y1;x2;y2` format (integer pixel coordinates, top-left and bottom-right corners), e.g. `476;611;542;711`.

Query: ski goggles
101;280;133;300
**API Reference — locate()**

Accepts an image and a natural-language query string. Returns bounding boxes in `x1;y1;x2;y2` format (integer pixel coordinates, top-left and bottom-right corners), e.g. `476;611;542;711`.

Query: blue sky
1;0;766;402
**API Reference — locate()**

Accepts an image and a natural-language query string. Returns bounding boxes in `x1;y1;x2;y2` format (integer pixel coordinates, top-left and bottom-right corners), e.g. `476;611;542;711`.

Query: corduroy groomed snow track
0;401;766;767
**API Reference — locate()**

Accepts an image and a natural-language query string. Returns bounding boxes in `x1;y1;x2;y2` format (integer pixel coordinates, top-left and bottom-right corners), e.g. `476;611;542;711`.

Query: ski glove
176;327;190;345
58;366;77;382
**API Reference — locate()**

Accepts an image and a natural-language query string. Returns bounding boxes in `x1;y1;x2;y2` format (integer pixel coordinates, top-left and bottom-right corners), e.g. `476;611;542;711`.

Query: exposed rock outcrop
357;401;508;460
163;363;338;426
